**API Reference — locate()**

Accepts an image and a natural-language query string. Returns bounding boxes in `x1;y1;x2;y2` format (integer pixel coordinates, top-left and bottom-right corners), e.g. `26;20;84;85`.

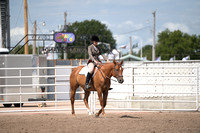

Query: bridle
113;64;123;79
97;63;123;83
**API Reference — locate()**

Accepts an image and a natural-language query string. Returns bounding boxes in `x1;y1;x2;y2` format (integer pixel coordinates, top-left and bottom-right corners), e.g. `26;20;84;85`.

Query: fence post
196;66;199;111
19;69;22;110
90;91;95;114
161;67;164;110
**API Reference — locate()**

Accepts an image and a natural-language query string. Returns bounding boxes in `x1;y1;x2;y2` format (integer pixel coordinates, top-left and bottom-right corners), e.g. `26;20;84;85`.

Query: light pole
24;0;28;54
33;21;46;55
152;11;156;61
140;40;143;58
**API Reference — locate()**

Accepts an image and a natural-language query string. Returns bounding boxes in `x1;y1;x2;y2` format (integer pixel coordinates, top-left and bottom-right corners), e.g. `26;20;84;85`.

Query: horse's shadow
120;115;141;119
90;115;142;119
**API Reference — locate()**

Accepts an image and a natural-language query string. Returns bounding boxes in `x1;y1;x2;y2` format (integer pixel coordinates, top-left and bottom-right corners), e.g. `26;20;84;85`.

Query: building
120;54;147;61
0;0;10;49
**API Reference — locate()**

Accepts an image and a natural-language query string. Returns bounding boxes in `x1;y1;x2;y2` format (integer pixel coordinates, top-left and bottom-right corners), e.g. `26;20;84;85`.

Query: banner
54;33;75;43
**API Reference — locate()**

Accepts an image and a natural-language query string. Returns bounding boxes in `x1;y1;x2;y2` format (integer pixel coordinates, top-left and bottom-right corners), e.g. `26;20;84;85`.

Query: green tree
137;45;152;60
10;45;33;54
10;44;43;55
156;29;200;60
58;19;116;59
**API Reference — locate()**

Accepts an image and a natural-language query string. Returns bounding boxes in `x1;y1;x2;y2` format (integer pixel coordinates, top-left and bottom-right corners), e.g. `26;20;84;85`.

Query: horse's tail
70;66;84;90
72;67;78;72
70;68;78;86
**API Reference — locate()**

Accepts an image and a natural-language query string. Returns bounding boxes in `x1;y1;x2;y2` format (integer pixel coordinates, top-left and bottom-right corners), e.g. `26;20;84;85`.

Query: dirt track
0;111;200;133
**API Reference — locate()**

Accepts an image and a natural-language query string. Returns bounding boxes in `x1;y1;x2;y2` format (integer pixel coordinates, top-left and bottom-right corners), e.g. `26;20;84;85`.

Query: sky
10;0;200;54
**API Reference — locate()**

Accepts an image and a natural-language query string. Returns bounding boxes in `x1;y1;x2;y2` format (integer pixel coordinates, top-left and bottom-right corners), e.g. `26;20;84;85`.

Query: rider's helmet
91;35;99;42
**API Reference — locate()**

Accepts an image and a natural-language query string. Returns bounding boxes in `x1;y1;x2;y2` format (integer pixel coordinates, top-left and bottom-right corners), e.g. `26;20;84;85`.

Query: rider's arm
88;45;98;63
99;47;109;62
101;54;110;62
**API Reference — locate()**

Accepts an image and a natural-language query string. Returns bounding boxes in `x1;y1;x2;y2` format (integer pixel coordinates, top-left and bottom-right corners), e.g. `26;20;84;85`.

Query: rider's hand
95;60;101;65
106;59;110;63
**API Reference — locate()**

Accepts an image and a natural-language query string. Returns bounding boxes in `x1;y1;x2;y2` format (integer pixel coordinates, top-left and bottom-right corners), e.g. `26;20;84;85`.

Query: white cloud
114;34;128;47
114;34;142;46
144;38;153;45
10;27;25;46
103;19;152;54
132;35;140;41
11;27;24;37
101;20;113;28
163;22;190;33
117;20;143;31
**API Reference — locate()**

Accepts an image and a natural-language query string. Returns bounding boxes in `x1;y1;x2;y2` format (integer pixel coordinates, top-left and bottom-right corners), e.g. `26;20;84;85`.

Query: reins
96;65;114;90
97;64;118;83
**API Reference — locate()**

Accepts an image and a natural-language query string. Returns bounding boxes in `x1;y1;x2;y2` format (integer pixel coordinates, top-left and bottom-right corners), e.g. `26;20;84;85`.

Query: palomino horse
70;60;124;117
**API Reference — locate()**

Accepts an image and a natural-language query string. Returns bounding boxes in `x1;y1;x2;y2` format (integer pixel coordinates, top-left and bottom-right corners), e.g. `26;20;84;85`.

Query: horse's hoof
72;114;76;117
87;109;92;115
88;112;92;115
102;113;106;117
95;113;99;118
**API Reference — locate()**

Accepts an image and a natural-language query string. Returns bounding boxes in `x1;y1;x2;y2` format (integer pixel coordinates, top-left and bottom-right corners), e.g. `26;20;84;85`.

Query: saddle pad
79;66;89;77
79;66;97;77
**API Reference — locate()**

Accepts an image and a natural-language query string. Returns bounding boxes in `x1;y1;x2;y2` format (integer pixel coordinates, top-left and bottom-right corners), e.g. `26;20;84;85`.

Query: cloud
144;38;153;45
163;22;190;33
114;34;141;48
10;27;25;46
101;20;113;28
11;27;24;37
114;34;127;46
101;20;145;37
102;19;153;54
117;21;144;31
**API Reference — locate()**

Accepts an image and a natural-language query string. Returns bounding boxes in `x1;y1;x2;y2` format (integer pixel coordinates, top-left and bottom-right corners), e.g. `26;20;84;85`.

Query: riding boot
85;72;92;90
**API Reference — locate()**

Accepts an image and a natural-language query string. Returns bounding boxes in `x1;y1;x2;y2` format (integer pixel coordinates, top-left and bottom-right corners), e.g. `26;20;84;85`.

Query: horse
70;60;124;117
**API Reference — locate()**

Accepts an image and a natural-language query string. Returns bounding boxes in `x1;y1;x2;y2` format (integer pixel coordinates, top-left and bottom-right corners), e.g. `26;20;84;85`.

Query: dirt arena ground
0;111;200;133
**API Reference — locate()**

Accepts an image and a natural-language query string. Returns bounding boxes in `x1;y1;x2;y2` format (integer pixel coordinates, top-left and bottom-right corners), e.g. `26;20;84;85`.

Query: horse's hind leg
70;89;75;116
83;91;91;115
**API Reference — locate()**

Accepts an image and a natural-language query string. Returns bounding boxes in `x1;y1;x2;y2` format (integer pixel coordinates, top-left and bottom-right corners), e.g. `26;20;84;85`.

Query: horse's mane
98;62;113;68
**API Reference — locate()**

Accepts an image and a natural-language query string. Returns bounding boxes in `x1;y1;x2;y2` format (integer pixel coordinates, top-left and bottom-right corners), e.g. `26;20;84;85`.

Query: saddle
79;66;113;90
79;66;98;78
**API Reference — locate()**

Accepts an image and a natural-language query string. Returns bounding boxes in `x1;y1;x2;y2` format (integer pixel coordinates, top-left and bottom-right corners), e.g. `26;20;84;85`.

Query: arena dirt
0;111;200;133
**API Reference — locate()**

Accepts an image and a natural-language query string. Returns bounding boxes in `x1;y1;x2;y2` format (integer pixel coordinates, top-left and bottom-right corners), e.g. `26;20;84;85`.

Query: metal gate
0;63;199;113
95;65;200;112
55;65;71;100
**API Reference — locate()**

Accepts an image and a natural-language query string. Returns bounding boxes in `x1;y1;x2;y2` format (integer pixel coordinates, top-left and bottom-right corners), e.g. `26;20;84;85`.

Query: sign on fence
54;33;75;43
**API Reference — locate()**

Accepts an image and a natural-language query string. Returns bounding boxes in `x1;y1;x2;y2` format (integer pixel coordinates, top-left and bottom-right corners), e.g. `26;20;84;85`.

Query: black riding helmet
91;35;99;42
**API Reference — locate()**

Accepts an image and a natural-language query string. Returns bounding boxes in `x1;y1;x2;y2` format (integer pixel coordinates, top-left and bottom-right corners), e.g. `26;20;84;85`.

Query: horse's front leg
83;91;91;115
95;90;107;117
103;90;108;110
96;91;109;117
96;90;108;117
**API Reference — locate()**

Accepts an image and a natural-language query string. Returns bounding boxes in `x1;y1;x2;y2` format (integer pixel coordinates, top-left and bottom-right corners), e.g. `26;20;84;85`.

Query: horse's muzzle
117;77;124;84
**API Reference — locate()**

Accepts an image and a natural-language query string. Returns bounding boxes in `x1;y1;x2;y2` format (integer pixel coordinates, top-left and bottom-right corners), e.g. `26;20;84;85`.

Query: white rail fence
0;65;199;113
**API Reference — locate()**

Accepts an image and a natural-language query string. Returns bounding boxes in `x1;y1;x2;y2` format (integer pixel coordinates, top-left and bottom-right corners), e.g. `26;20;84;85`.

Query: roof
120;54;147;61
0;48;9;54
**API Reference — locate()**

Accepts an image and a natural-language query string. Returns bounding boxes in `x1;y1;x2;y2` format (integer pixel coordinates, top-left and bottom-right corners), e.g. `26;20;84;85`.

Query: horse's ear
113;60;117;65
120;60;123;65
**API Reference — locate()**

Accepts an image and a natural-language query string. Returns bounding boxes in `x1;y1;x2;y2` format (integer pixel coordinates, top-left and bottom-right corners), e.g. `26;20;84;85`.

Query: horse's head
112;60;124;84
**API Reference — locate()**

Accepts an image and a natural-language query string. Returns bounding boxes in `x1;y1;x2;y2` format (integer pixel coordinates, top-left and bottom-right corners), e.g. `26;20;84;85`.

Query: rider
85;35;110;90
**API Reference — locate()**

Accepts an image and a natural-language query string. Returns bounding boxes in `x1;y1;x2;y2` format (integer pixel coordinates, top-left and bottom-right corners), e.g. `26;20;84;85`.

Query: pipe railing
0;65;199;113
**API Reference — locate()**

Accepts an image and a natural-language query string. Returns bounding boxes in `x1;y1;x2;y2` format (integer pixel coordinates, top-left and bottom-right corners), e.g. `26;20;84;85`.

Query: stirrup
85;84;91;90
